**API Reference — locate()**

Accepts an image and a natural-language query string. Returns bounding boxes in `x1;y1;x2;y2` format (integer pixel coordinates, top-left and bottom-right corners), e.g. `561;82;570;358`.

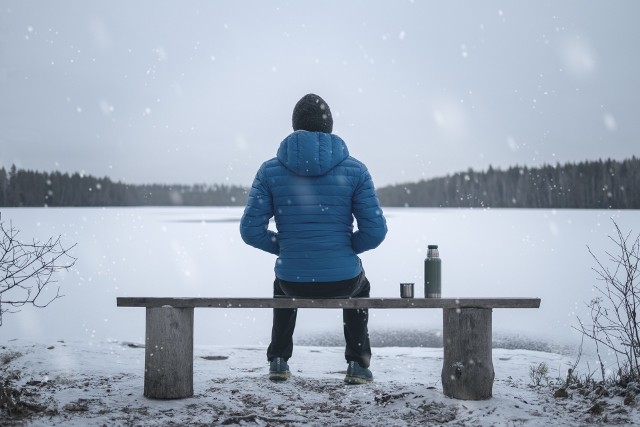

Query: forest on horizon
0;157;638;209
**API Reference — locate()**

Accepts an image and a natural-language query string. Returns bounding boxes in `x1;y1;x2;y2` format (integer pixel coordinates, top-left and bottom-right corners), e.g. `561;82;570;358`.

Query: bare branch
0;215;77;326
577;219;640;380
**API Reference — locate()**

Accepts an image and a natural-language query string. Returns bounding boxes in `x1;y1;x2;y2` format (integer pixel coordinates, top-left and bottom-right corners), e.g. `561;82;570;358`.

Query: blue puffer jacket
240;131;387;282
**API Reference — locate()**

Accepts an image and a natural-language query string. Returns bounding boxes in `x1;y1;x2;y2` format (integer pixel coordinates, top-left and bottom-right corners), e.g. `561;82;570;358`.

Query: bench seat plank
117;297;540;309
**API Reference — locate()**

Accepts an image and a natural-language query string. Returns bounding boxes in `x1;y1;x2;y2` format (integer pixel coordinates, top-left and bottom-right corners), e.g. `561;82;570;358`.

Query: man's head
292;93;333;134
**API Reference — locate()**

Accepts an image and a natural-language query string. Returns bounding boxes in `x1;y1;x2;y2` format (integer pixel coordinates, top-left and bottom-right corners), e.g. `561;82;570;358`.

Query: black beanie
292;93;333;134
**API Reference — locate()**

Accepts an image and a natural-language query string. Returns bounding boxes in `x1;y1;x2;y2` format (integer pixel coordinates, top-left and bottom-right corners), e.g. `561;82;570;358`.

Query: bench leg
144;306;194;399
441;308;494;400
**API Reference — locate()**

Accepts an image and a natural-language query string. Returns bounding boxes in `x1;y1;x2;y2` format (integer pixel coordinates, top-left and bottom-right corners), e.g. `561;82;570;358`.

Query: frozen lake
2;207;638;359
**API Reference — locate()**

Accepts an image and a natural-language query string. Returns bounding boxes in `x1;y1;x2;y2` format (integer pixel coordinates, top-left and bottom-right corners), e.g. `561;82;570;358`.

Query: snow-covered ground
3;207;638;350
2;207;640;425
2;339;637;426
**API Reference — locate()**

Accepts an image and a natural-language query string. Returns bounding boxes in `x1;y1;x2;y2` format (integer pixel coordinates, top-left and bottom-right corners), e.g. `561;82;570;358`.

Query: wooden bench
116;297;540;401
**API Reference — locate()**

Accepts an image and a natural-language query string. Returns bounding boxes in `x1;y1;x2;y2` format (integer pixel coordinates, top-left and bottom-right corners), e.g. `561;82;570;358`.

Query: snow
2;207;640;424
3;207;638;351
604;113;617;131
4;339;637;426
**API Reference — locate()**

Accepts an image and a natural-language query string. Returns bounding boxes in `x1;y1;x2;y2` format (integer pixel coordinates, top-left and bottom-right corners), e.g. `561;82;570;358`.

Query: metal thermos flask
424;245;441;298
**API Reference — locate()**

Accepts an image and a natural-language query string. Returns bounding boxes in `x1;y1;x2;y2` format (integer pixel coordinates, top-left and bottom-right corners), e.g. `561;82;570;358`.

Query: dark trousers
266;272;372;368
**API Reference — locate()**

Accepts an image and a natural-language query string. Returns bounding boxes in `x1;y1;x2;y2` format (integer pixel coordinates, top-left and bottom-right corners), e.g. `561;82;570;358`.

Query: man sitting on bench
240;93;388;384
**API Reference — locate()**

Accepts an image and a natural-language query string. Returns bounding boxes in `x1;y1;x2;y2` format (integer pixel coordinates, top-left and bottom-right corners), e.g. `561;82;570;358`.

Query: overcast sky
1;1;638;187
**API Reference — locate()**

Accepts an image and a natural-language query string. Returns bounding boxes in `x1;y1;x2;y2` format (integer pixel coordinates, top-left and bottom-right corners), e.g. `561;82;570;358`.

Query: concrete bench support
144;306;194;399
442;308;494;400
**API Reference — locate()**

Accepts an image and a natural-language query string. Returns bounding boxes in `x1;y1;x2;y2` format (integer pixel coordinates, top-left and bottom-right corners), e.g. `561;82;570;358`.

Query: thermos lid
428;245;438;249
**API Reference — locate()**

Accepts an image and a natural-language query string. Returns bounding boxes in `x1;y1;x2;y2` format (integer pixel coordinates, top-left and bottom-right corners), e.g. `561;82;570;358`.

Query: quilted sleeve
351;167;387;254
239;164;280;255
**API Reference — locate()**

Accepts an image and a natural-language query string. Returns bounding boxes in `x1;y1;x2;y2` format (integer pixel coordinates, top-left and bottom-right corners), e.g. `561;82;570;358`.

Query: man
240;93;387;384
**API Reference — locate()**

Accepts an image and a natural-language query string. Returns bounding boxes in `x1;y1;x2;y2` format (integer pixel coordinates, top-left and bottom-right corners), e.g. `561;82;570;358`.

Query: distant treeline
0;166;248;207
1;157;638;208
377;157;640;209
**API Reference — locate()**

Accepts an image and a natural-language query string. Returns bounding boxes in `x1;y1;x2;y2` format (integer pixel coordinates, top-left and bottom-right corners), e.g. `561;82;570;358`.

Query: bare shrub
575;219;640;383
0;212;77;326
529;362;550;386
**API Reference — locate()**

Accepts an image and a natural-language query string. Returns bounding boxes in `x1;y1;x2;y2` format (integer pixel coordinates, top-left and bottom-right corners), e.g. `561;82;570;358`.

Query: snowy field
2;207;640;425
2;207;638;351
2;339;637;426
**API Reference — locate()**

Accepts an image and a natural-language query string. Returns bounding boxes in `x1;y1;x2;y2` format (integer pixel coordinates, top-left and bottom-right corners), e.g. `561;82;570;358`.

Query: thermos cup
424;245;441;298
400;283;414;298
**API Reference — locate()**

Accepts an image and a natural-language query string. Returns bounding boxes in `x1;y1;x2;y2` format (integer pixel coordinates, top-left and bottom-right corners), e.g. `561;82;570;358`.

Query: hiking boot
269;357;290;382
344;361;373;384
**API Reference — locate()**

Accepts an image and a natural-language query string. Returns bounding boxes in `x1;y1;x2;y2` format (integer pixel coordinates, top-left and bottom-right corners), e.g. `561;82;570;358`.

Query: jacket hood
276;131;349;177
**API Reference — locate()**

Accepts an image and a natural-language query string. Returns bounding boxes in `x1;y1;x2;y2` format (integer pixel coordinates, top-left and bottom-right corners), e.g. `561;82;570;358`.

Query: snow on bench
116;297;541;401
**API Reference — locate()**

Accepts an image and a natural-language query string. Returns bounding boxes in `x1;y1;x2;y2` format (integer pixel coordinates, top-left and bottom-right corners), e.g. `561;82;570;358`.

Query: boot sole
344;375;373;385
269;371;291;382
